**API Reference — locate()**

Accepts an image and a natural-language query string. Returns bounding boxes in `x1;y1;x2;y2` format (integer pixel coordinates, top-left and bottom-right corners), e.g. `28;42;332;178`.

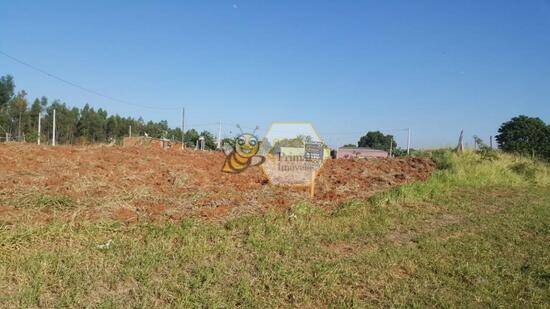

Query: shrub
430;149;455;170
510;162;537;181
496;115;549;160
478;148;499;161
24;132;39;143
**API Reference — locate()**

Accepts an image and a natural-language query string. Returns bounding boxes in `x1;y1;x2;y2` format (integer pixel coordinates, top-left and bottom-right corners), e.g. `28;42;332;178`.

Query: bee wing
250;155;266;166
222;144;233;156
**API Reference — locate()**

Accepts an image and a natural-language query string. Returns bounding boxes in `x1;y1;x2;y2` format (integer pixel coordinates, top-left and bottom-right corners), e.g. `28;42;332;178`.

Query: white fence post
52;109;56;146
37;113;41;145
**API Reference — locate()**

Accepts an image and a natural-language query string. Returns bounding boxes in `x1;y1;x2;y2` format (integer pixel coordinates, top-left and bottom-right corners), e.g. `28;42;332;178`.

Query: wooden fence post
310;170;316;199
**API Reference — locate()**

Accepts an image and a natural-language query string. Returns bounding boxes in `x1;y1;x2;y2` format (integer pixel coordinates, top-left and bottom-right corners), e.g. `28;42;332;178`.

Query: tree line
0;75;217;148
346;117;549;160
2;74;547;159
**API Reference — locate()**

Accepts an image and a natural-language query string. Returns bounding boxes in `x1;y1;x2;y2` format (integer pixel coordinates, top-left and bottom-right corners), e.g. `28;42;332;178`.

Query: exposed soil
316;157;436;201
0;143;435;223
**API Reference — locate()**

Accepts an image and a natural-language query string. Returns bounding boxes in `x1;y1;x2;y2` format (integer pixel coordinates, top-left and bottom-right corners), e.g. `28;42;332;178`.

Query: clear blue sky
1;1;549;148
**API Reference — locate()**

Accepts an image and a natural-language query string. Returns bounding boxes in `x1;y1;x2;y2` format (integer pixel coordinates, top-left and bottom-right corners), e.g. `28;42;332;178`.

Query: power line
0;50;179;110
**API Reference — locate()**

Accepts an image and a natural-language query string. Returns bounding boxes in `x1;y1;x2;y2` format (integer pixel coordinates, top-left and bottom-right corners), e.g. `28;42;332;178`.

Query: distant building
273;145;331;160
336;147;388;159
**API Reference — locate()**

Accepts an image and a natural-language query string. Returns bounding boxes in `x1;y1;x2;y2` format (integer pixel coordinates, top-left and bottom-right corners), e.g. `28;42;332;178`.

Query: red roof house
336;147;388;159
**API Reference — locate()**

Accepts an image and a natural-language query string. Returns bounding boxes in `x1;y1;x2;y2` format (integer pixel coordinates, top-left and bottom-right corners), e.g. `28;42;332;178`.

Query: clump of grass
425;148;456;170
478;148;500;161
510;162;537;181
34;195;75;210
288;201;317;217
371;150;550;206
330;200;365;217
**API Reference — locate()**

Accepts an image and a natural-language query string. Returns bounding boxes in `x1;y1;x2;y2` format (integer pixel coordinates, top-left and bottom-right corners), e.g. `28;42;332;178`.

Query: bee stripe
229;152;250;171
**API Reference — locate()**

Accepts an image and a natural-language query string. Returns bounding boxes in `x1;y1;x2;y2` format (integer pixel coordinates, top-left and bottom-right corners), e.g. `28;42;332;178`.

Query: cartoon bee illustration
222;126;265;173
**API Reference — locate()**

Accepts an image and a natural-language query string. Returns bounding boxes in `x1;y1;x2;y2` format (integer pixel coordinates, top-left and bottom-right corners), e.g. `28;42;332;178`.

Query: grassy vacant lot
1;151;549;307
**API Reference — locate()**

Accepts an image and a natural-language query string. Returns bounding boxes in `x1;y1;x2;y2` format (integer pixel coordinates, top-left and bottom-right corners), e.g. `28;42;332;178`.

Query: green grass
1;150;549;307
371;150;550;205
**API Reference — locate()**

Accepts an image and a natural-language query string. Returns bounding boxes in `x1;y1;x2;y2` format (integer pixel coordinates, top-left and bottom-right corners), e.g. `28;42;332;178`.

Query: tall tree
0;75;15;109
29;98;42;131
11;90;28;140
358;131;396;152
184;129;200;147
0;75;16;135
496;115;549;159
200;130;217;150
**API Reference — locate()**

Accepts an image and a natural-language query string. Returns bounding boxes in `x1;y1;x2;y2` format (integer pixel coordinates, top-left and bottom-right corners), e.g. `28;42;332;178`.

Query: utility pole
181;107;185;149
389;136;393;158
406;128;411;155
52;109;56;146
37;113;41;145
129;125;132;137
18;111;22;141
217;120;222;149
457;130;464;153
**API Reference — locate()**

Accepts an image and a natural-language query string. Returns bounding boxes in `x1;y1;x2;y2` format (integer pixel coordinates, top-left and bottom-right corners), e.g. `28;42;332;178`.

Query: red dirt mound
315;157;436;202
0;143;435;223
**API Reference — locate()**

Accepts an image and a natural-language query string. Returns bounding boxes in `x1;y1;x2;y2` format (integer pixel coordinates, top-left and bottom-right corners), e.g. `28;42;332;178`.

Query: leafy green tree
26;97;48;140
496;115;549;159
144;120;169;138
77;104;108;143
76;104;93;142
66;107;80;143
29;98;42;132
184;129;200;147
0;75;16;136
342;143;356;148
200;130;217;150
222;137;235;148
43;101;76;144
95;108;108;142
358;131;396;152
106;115;120;140
169;127;183;142
0;75;15;109
10;90;29;140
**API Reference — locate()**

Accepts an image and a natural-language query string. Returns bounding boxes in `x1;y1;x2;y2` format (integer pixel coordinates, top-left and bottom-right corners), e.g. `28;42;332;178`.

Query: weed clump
478;148;499;161
430;149;455;170
510;162;537;181
288;202;316;217
370;149;550;206
35;195;75;210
